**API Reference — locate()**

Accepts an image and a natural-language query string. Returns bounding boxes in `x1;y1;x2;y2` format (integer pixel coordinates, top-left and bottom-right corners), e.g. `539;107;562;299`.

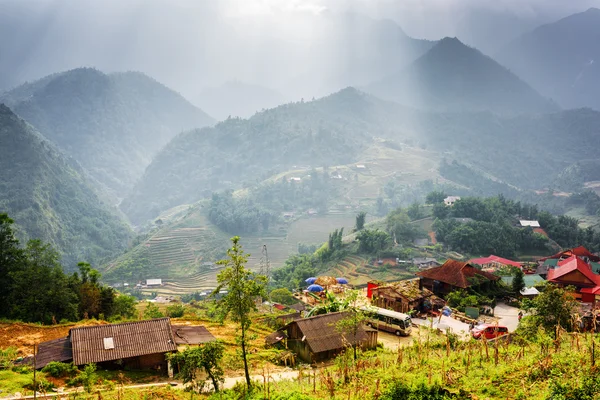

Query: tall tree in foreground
336;290;368;361
212;236;267;391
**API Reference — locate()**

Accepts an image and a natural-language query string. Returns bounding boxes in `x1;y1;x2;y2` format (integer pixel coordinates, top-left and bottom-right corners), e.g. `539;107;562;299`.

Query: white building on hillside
444;196;461;206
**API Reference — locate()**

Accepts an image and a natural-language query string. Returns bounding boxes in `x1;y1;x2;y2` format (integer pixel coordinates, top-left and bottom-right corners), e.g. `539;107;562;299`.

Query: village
4;236;600;398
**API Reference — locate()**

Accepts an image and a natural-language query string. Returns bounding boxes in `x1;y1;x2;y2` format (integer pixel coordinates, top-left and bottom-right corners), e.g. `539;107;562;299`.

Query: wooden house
278;312;377;363
70;318;177;372
416;259;499;294
370;279;435;313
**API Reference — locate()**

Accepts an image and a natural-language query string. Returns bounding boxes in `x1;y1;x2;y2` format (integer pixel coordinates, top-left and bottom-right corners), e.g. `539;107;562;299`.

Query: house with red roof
416;259;500;294
468;255;521;272
547;255;600;303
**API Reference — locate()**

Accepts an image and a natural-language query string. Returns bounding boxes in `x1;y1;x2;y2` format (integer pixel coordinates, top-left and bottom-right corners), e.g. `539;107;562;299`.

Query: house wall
123;353;169;372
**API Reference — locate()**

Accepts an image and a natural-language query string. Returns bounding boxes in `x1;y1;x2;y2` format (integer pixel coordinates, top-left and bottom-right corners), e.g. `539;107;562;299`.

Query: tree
270;288;295;305
426;191;447;204
407;202;424;221
355;211;367;231
0;214;23;313
112;294;137;319
531;284;577;336
168;341;225;392
143;302;164;319
512;269;526;295
386;209;420;244
432;203;449;220
212;236;267;390
356;229;391;254
166;303;185;318
335;290;368;361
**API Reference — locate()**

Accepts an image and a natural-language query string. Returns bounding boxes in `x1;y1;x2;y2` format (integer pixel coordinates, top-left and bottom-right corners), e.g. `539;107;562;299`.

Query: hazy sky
1;0;599;105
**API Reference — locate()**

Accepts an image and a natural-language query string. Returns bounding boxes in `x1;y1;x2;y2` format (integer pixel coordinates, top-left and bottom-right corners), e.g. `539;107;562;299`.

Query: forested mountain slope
366;37;557;114
0;104;132;269
120;88;415;225
121;87;600;226
496;8;600;110
0;68;214;200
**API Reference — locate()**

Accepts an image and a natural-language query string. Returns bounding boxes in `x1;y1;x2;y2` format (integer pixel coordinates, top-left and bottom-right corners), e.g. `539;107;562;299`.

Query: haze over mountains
365;37;557;114
496;7;600;110
2;0;600;279
0;68;213;200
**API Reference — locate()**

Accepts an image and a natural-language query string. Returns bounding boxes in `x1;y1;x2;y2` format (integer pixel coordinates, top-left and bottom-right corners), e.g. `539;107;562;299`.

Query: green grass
0;369;35;395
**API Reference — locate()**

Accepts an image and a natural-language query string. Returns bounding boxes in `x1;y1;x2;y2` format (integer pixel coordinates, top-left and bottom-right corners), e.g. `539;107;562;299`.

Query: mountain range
366;37;558;114
0;104;131;269
496;8;600;110
0;68;214;201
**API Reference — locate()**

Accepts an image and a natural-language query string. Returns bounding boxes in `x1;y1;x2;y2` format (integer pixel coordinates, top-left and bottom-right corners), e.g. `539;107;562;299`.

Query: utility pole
33;343;37;400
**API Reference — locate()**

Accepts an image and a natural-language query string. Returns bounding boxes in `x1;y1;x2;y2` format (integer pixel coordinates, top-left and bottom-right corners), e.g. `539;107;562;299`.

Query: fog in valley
2;0;600;286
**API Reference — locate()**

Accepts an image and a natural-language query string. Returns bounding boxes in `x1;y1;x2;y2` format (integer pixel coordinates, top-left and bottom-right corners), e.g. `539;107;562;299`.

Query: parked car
471;324;509;340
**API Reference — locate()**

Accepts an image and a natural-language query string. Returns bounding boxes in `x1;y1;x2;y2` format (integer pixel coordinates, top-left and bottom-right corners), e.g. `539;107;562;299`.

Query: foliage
208;190;272;234
0;105;132;269
356;229;391;254
426;191;447;204
446;290;493;313
355;211;367;231
407;202;424;221
212;236;267;390
512;269;526;295
143;302;164;319
112;295;138;319
166;303;185;318
0;215;121;323
381;381;466;399
41;362;78;378
269;288;296;305
335;290;369;361
272;254;321;291
79;363;97;393
0;347;18;369
168;341;225;392
386;208;422;244
528;284;578;336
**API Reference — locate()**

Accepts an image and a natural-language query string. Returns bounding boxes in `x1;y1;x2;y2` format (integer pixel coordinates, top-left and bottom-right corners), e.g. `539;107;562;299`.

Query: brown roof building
371;279;436;313
70;318;177;370
416;259;499;294
281;312;377;363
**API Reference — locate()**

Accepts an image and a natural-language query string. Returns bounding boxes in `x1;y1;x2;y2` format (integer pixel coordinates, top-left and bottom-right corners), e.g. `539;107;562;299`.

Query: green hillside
120;87;422;225
121;83;600;228
0;68;214;201
0;104;132;269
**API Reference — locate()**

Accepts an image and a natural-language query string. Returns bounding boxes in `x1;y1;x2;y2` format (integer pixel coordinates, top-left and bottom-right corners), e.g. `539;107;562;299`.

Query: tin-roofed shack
70;318;177;371
281;312;377;363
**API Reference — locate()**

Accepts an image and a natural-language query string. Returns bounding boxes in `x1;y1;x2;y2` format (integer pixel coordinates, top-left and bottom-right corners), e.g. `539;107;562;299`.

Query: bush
381;381;466;399
0;347;18;369
42;361;78;378
166;303;185;318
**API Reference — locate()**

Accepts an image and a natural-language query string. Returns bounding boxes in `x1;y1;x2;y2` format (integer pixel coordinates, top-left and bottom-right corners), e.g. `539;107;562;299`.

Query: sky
1;0;599;109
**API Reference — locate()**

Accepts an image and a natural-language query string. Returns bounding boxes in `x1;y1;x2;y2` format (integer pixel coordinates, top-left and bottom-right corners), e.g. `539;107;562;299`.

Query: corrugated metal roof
21;337;73;369
288;312;368;354
71;318;177;365
171;325;216;345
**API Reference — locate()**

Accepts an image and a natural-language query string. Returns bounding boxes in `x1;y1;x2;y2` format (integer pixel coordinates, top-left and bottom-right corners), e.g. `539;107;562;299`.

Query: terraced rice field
146;227;218;277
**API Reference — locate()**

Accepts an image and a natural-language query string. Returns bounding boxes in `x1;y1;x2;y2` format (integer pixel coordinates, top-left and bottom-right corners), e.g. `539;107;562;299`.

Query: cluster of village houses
25;243;600;371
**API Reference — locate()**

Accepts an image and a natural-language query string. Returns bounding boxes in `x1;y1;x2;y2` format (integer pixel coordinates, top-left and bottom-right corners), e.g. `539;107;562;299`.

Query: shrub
42;361;78;378
166;303;185;318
